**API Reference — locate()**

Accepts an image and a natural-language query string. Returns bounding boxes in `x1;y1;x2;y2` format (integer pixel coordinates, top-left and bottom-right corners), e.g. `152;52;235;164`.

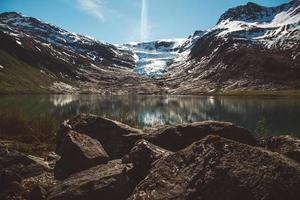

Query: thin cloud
77;0;106;21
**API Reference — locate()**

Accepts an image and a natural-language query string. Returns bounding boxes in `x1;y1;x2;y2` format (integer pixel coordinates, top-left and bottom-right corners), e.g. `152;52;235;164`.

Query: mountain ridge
0;0;300;94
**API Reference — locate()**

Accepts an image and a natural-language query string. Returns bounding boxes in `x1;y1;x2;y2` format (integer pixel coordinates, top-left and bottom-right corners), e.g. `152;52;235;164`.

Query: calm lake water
0;95;299;136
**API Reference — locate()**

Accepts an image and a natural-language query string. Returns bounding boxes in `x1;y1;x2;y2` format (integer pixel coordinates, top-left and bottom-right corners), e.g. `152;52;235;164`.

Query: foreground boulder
266;135;300;162
145;121;256;151
48;160;133;200
122;140;172;187
129;135;300;200
56;114;144;159
0;144;48;198
54;131;110;179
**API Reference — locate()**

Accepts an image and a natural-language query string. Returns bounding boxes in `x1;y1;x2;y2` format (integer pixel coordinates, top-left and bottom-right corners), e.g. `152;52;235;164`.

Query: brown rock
145;120;256;151
123;139;172;166
54;131;110;179
56;114;144;159
266;135;300;162
48;160;133;200
28;185;47;200
122;139;172;187
0;144;47;194
0;181;26;200
129;135;300;200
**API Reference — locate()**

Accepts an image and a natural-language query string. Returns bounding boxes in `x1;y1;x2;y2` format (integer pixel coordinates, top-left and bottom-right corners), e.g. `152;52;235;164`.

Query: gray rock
122;139;172;187
56;114;144;159
54;130;110;179
129;135;300;200
145;120;257;151
123;139;172;166
48;160;133;200
266;135;300;162
0;144;47;193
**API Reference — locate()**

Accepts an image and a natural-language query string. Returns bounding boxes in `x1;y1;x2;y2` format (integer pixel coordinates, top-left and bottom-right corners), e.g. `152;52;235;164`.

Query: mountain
163;0;300;94
0;0;300;95
0;12;161;94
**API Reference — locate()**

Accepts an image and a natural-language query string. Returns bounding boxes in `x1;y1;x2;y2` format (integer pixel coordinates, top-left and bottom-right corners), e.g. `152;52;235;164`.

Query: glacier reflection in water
0;95;299;136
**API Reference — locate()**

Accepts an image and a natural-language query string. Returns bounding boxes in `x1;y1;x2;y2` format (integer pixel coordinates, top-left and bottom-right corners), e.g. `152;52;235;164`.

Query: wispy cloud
77;0;106;21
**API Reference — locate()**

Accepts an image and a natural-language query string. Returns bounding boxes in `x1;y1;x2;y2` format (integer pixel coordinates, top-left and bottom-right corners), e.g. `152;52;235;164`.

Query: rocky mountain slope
0;0;300;94
0;12;161;94
163;0;300;94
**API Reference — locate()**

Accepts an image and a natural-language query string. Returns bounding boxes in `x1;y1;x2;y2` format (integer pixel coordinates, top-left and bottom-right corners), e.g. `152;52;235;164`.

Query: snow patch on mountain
124;39;185;77
213;0;300;48
0;12;133;68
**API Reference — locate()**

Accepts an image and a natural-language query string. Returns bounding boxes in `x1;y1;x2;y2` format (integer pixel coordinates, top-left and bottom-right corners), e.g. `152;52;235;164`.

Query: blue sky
0;0;288;44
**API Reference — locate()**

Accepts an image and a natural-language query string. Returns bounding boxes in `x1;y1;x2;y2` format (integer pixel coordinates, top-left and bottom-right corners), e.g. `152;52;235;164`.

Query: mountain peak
217;2;269;24
0;11;23;18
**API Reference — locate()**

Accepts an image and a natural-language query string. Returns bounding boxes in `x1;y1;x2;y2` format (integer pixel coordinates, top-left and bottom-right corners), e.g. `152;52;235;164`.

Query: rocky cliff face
163;0;300;94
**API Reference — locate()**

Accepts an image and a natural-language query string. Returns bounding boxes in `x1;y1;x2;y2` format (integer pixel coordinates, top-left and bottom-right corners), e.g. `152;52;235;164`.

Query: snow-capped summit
0;0;299;95
212;0;300;50
0;12;133;66
218;1;300;24
162;0;300;94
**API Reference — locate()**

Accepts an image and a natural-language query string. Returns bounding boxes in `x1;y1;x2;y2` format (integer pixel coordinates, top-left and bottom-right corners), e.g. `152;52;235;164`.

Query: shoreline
1;114;300;199
1;90;300;97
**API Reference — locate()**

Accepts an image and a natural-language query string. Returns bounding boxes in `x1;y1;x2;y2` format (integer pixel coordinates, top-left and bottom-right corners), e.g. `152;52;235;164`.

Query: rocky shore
1;114;300;200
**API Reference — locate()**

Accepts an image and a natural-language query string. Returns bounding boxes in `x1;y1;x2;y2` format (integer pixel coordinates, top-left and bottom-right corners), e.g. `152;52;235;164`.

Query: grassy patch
0;110;61;156
0;50;54;94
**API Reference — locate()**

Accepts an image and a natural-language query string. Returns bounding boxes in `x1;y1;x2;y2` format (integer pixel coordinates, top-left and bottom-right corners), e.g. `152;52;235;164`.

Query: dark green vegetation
0;110;60;156
0;50;53;94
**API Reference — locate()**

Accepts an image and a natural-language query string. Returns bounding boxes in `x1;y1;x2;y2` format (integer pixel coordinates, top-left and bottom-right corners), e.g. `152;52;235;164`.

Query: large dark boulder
129;135;300;200
0;144;47;187
145;121;256;151
54;130;110;179
122;139;172;187
48;160;133;200
0;144;48;198
266;135;300;162
56;114;144;159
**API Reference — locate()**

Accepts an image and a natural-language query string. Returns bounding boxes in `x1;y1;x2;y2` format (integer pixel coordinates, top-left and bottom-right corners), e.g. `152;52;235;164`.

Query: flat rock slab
54;131;110;179
129;135;300;200
145;120;256;151
48;160;133;200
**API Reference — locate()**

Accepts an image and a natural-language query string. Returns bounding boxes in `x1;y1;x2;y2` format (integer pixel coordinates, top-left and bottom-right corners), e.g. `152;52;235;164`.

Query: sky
0;0;288;44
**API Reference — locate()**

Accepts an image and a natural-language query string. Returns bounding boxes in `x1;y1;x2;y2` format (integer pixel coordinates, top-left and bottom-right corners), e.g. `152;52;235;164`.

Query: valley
0;0;300;95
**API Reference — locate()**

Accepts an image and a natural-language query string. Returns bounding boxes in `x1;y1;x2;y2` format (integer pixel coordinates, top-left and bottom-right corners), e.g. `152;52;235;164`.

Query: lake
0;95;299;137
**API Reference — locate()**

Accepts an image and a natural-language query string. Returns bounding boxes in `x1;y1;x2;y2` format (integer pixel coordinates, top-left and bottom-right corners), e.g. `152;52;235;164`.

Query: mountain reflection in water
0;95;299;136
